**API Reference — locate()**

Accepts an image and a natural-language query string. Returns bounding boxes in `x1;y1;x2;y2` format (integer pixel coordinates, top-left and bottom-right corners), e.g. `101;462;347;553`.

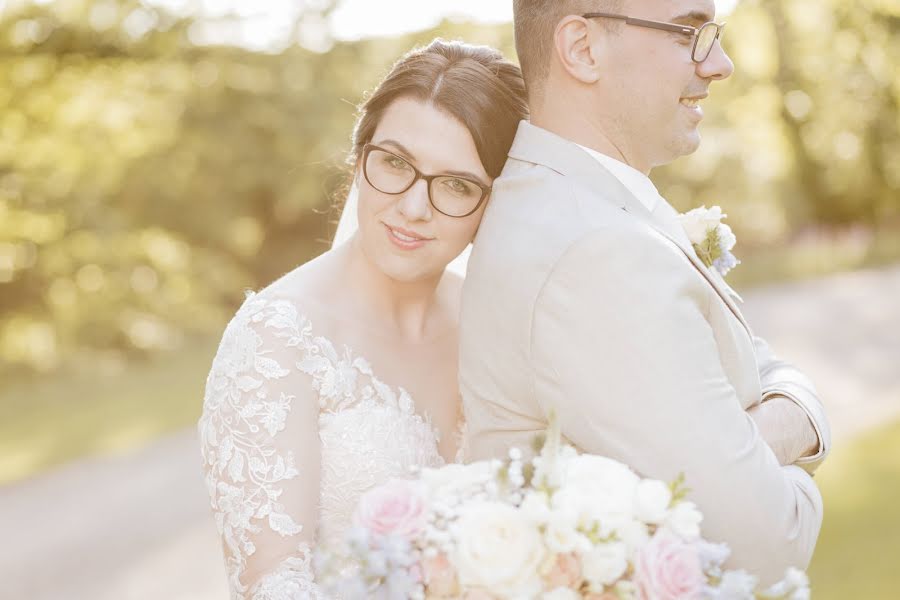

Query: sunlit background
0;0;898;598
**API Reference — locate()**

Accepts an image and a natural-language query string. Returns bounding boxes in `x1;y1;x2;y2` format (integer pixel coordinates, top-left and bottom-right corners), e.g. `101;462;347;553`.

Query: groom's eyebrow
671;10;714;25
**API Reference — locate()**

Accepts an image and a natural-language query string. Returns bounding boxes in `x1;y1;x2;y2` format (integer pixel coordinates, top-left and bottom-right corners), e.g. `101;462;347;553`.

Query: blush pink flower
634;531;705;600
424;553;459;596
353;478;427;541
545;552;582;589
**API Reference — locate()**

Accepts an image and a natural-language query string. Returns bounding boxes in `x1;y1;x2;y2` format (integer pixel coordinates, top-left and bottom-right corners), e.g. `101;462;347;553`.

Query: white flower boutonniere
678;205;740;277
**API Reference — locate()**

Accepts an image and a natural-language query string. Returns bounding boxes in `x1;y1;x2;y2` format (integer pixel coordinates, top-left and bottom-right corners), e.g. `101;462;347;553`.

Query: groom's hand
747;396;820;466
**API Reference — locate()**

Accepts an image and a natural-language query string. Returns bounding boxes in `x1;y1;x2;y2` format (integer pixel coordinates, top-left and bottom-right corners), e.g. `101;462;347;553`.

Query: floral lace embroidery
200;292;445;599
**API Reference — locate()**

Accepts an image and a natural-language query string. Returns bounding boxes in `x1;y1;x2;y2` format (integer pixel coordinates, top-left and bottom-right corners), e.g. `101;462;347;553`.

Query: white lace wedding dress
198;291;448;599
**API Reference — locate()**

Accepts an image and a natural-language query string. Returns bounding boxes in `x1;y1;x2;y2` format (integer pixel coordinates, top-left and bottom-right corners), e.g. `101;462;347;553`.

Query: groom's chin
667;130;702;161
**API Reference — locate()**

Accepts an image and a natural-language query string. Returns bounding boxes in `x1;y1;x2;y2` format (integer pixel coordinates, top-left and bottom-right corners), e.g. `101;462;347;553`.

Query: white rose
542;588;581;600
555;455;640;528
679;206;725;245
452;502;546;598
632;479;672;525
581;541;628;589
665;501;704;540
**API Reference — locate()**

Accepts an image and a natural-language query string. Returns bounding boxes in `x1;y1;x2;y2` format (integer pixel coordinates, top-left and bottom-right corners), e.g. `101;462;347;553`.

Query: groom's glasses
362;144;491;218
582;12;726;63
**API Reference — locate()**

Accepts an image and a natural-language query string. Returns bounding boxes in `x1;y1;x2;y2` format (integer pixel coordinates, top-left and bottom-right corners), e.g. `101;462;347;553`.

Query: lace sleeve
199;294;328;599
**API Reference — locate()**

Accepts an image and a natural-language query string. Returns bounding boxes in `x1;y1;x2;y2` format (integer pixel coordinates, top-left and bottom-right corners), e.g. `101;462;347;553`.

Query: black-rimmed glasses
362;143;491;218
582;12;726;63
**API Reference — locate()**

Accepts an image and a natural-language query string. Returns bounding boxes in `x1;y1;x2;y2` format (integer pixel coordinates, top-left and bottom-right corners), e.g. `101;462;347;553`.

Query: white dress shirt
576;144;660;213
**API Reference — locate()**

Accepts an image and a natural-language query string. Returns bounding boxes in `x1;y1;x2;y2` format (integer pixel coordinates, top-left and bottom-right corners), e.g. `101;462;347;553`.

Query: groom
460;0;830;584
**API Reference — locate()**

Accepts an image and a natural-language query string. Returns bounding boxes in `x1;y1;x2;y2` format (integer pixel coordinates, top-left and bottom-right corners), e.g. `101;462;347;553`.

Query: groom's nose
697;38;734;81
397;179;433;221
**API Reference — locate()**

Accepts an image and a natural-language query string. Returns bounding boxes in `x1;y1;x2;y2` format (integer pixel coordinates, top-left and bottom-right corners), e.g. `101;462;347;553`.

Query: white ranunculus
544;512;590;555
665;501;704;540
519;490;552;525
581;541;628;589
616;518;651;559
717;221;737;252
633;479;672;525
715;570;757;599
452;501;546;598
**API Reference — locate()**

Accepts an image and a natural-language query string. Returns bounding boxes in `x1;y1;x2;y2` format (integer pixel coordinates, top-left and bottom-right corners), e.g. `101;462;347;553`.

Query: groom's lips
679;93;708;119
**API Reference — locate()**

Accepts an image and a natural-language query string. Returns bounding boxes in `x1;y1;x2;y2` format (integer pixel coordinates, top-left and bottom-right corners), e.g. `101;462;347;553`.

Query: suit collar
507;120;752;338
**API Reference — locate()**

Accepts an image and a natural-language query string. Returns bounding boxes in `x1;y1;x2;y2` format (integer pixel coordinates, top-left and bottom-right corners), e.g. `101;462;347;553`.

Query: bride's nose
397;179;433;221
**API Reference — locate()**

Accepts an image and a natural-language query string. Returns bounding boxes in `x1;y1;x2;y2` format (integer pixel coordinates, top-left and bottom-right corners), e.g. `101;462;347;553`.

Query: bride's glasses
582;12;726;63
362;144;491;218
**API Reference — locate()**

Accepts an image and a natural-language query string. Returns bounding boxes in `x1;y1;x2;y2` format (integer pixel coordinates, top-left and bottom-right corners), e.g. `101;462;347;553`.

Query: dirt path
2;265;897;599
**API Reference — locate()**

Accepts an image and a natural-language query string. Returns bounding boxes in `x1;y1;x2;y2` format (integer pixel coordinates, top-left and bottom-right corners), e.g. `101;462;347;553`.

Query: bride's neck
338;237;447;342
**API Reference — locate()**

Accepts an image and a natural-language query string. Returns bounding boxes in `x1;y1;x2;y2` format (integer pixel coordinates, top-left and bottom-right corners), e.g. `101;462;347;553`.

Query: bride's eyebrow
377;138;489;185
377;139;416;160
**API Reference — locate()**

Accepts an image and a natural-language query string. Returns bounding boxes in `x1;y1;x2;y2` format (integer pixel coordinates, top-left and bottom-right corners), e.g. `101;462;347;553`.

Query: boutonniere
678;205;740;277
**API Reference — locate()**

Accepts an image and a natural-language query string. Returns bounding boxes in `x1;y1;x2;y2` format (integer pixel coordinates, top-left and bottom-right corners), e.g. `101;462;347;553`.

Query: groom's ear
554;16;603;85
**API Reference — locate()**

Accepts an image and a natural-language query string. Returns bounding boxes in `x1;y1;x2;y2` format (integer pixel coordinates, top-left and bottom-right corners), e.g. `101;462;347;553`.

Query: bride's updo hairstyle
350;38;528;179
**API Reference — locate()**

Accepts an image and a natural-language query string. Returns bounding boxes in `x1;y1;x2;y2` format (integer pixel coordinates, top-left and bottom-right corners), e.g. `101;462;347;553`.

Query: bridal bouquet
318;418;810;600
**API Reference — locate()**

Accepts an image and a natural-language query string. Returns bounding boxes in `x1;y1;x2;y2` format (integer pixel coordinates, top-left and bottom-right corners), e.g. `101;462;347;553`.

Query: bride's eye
383;155;411;171
441;177;479;198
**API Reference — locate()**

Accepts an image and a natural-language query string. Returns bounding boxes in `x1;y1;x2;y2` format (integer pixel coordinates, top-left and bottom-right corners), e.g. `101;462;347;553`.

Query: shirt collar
575;144;660;213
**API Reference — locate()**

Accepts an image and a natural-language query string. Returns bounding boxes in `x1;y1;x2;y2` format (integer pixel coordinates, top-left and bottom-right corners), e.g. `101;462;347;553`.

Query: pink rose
353;479;426;541
634;531;705;600
545;552;582;589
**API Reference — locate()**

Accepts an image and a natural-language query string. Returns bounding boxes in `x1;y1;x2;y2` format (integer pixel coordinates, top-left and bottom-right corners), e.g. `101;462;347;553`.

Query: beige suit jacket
460;121;828;584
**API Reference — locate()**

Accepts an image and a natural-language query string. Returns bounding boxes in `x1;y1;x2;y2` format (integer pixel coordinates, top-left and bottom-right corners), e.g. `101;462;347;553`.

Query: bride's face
355;97;491;283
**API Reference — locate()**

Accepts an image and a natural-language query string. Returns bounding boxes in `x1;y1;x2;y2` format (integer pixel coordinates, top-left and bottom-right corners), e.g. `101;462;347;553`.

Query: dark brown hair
513;0;621;100
350;38;528;179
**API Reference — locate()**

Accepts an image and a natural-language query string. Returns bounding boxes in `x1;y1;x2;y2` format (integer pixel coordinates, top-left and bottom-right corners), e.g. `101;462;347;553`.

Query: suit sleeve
529;228;823;585
753;335;831;474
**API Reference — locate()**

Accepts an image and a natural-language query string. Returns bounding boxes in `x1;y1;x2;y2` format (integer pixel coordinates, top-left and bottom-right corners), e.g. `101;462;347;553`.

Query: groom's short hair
513;0;622;100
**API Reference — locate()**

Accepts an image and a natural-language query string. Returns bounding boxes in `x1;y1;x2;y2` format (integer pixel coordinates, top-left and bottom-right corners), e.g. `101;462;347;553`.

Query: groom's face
592;0;733;167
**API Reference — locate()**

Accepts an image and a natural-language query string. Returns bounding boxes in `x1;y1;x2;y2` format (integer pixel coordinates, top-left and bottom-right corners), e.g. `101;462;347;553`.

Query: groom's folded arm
753;335;831;473
529;229;823;585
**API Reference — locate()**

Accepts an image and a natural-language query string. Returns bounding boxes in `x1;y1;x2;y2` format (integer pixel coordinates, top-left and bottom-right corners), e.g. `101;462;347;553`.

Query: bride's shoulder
235;249;340;321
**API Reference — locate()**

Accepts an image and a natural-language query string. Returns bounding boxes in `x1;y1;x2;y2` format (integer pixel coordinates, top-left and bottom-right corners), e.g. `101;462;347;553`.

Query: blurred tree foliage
0;0;896;374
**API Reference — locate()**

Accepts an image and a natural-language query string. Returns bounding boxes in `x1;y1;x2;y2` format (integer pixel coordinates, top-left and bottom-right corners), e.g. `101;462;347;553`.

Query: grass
0;336;219;486
808;419;900;599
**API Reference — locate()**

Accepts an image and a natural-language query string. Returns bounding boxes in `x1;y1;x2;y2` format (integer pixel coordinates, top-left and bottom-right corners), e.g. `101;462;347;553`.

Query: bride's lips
384;223;433;250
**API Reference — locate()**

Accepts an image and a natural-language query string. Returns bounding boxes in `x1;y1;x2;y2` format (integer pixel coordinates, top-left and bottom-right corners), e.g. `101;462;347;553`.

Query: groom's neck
530;99;652;176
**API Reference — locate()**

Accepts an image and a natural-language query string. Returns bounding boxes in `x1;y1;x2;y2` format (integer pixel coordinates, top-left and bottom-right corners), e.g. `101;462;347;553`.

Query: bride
198;39;528;599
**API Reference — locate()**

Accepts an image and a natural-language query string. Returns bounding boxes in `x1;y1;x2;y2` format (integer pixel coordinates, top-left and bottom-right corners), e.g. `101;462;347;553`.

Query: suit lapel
644;201;753;337
508;121;753;340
